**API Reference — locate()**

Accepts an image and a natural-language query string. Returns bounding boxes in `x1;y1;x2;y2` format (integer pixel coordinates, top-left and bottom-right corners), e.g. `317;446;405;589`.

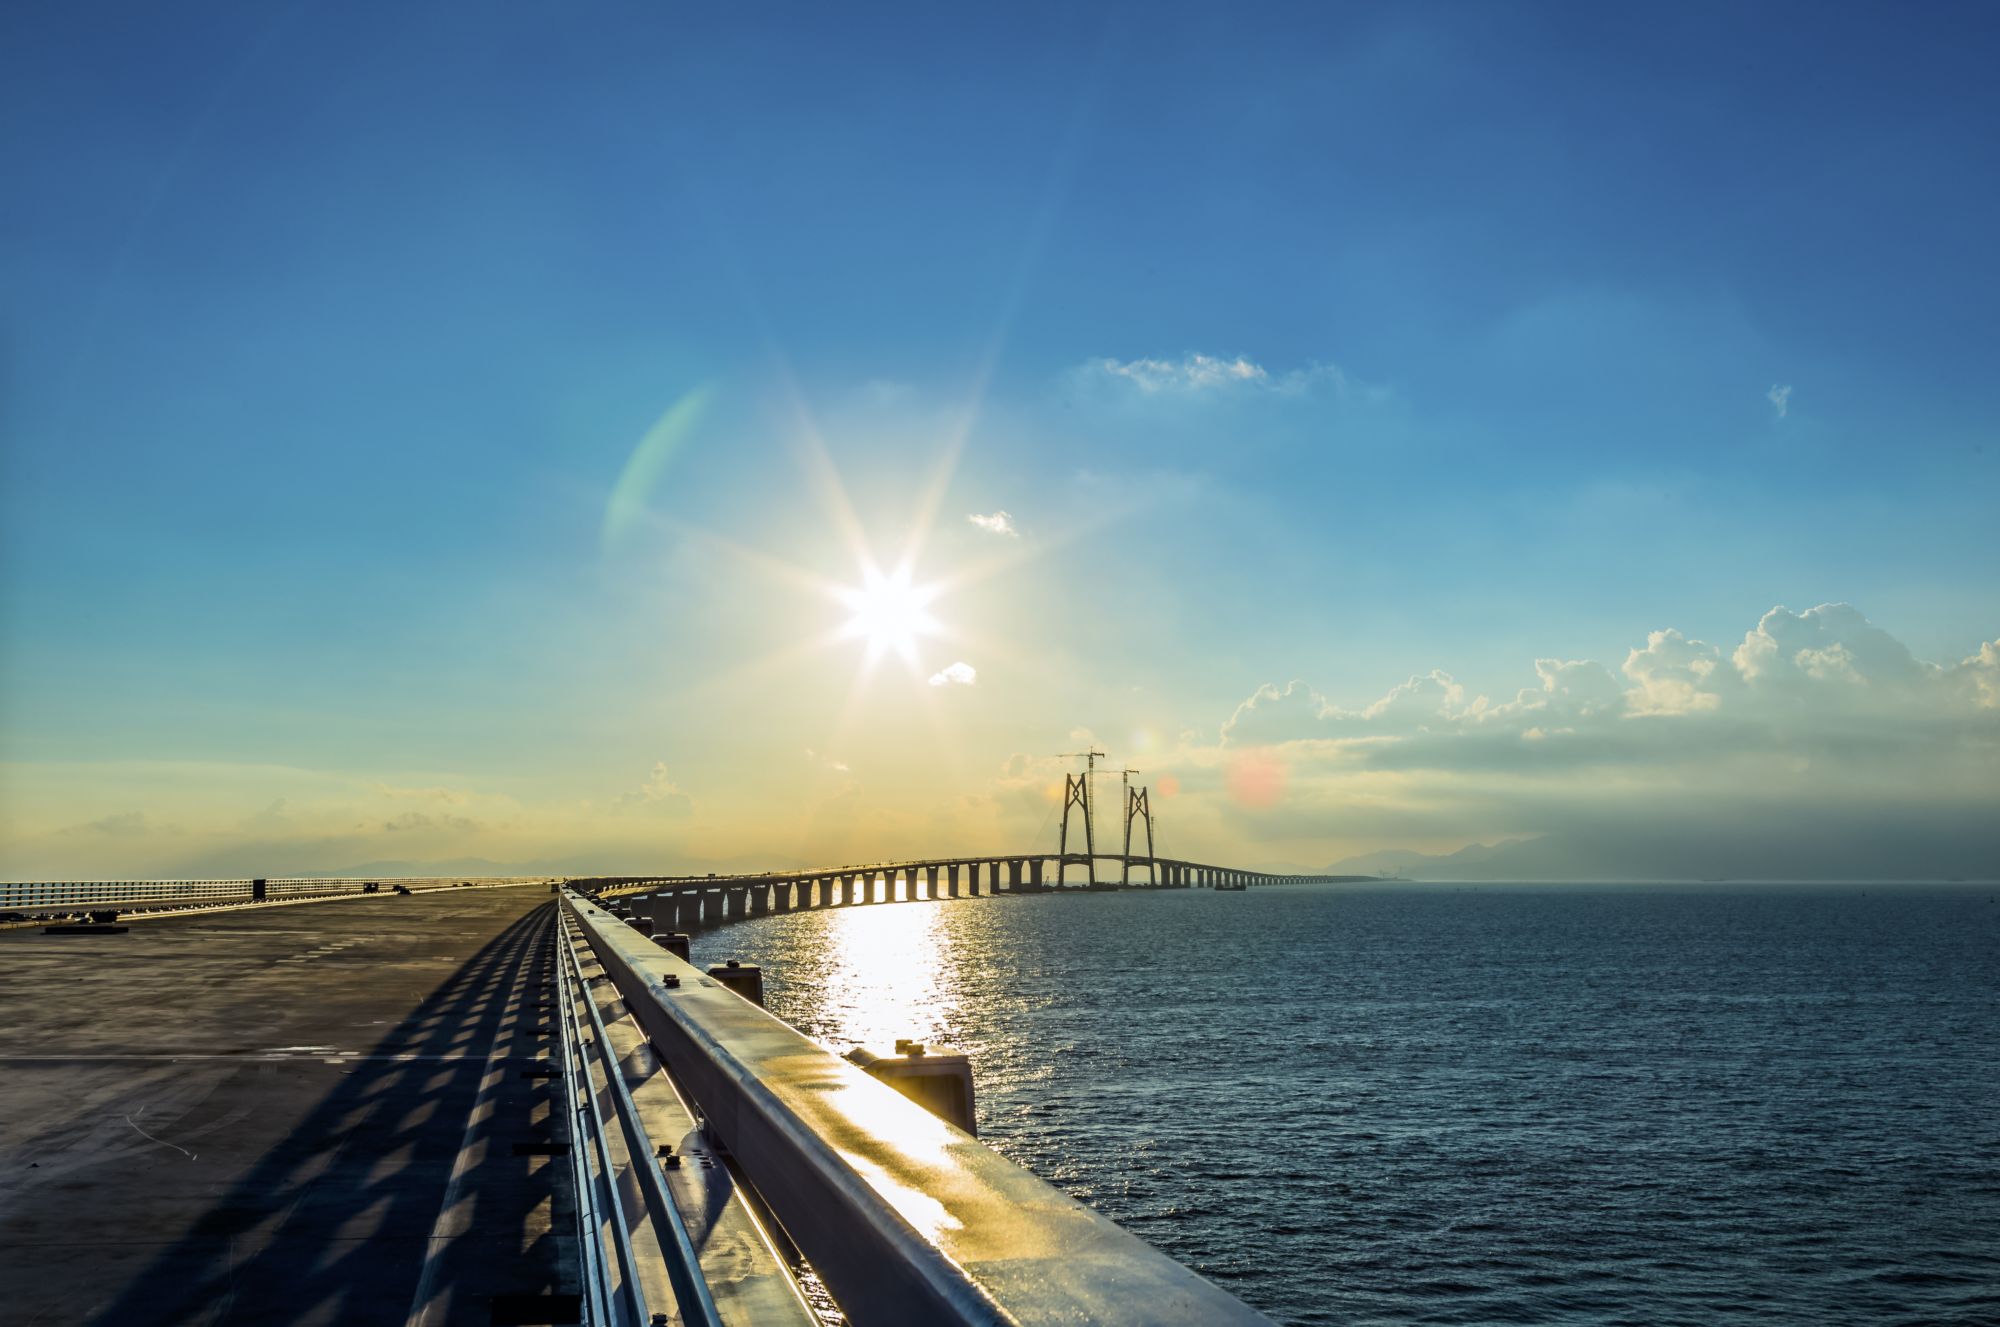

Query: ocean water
689;883;2000;1325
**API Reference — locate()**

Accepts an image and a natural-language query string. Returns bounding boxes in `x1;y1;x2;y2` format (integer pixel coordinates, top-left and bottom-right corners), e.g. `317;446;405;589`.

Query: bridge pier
773;881;793;911
1028;858;1044;891
926;864;940;900
947;863;960;897
1006;859;1022;891
749;883;770;916
968;862;984;895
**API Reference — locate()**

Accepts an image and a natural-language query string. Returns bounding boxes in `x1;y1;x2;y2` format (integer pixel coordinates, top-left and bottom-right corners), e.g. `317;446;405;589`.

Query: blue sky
4;2;1997;877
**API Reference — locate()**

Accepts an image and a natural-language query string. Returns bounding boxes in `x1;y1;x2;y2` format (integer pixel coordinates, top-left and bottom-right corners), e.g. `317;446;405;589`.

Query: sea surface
689;883;2000;1325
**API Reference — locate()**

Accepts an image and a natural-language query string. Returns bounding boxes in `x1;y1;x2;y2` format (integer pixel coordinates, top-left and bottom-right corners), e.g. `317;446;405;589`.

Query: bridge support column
1028;858;1044;891
946;864;960;897
968;863;983;895
1006;859;1021;891
926;864;940;900
750;883;770;916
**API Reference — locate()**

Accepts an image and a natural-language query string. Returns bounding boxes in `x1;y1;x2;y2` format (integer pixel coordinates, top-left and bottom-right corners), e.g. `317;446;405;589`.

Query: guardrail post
706;958;765;1005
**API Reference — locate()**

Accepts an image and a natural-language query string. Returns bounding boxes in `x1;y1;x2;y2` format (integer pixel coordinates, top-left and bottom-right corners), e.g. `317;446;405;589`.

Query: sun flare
837;565;940;663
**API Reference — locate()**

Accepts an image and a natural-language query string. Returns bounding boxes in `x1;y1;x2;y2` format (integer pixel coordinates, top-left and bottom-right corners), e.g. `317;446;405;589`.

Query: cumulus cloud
928;661;977;687
967;511;1017;536
1768;383;1792;418
1084;353;1350;397
1225;605;1991;752
1200;604;2000;878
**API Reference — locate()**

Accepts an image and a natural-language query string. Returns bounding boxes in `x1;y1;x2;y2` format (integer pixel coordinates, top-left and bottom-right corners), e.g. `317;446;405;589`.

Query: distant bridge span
577;854;1372;928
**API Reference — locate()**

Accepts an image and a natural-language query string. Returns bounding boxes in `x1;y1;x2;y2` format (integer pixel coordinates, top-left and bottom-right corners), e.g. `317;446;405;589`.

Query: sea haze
694;882;2000;1326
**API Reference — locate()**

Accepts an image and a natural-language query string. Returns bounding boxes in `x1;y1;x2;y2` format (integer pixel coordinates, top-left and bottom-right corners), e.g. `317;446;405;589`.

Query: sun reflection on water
801;902;964;1054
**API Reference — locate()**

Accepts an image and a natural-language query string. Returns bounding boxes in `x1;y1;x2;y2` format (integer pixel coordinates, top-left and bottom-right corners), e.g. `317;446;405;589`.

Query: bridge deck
0;885;572;1327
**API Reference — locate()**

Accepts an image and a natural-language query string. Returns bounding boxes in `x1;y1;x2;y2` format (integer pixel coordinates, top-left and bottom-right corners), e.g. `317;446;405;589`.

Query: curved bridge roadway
577;854;1367;929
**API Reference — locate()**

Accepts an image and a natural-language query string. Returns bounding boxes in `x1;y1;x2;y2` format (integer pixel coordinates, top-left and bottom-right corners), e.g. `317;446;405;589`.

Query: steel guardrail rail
564;891;1276;1327
555;910;644;1326
558;911;725;1327
0;876;550;912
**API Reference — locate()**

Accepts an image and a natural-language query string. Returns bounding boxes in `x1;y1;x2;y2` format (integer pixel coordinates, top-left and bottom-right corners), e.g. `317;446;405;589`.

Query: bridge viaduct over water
575;854;1349;928
0;861;1355;1326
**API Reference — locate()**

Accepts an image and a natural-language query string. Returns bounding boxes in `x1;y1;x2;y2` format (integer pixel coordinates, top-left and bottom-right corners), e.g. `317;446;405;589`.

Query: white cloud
928;661;977;687
1623;628;1727;715
967;511;1017;537
616;762;693;815
1223;605;1991;753
1189;604;2000;878
1085;353;1350;397
1768;383;1793;418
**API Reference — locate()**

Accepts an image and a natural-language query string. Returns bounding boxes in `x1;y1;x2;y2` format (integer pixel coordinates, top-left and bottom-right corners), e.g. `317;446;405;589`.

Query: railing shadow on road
85;904;564;1327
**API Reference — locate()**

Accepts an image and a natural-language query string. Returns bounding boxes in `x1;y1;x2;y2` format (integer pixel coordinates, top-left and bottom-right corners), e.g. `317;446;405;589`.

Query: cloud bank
1209;604;2000;879
967;511;1017;536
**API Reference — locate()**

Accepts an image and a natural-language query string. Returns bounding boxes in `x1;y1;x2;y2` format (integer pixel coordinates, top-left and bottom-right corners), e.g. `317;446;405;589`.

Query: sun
837;564;940;664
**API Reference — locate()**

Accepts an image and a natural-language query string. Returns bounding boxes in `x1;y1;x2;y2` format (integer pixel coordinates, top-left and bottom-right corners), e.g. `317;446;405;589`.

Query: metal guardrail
555;909;724;1327
0;877;547;913
565;892;1275;1327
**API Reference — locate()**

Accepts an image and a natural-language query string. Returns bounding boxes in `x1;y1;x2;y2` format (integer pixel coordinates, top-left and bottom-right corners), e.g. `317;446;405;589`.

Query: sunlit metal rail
555;908;727;1327
563;890;1276;1326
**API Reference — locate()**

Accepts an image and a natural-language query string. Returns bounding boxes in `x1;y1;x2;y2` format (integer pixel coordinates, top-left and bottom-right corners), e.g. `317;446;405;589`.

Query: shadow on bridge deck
0;890;574;1327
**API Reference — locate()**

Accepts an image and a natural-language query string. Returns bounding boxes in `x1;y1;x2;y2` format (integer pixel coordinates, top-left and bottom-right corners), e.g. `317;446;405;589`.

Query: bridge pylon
1056;772;1095;888
1121;778;1156;888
